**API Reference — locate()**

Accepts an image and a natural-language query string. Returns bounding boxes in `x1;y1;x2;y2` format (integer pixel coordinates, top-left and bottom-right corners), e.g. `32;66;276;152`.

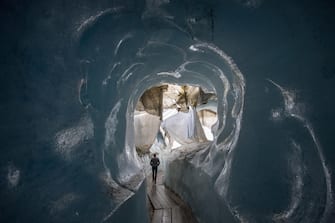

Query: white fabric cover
134;111;161;149
162;106;207;145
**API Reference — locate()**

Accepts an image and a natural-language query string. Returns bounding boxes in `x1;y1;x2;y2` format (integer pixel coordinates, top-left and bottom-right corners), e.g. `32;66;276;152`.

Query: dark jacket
150;157;160;167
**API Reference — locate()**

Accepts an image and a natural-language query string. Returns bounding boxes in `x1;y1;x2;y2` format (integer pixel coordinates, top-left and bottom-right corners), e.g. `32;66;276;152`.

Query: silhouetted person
150;154;160;184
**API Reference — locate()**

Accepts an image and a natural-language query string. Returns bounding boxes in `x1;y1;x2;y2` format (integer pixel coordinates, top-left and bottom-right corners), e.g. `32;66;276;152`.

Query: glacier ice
1;0;334;223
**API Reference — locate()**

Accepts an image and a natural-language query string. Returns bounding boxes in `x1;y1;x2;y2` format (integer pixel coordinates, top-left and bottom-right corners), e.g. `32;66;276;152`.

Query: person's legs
153;167;157;183
152;166;155;181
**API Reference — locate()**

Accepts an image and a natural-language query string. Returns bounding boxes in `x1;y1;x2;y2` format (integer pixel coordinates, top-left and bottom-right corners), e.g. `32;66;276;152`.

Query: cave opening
133;83;218;169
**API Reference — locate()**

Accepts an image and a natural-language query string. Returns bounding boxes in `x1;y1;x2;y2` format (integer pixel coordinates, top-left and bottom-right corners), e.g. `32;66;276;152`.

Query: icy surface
1;0;335;223
134;111;161;150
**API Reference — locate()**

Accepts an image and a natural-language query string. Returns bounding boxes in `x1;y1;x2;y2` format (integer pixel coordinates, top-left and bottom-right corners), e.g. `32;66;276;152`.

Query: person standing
150;154;160;184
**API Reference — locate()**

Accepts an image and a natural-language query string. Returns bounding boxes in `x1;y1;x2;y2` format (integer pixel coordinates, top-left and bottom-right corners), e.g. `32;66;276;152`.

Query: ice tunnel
1;0;335;223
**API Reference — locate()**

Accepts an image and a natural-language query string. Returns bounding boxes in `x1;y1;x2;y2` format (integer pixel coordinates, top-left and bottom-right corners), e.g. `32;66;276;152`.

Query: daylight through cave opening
134;83;218;163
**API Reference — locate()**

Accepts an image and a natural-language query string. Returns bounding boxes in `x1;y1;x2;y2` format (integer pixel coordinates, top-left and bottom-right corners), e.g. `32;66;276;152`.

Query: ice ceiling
1;0;334;223
77;1;245;180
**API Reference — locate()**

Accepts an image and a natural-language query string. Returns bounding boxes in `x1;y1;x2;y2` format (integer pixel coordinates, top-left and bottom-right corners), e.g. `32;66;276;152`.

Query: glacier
1;0;335;223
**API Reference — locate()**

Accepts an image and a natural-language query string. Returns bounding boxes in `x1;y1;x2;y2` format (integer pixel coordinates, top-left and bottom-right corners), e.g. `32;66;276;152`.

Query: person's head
153;154;156;157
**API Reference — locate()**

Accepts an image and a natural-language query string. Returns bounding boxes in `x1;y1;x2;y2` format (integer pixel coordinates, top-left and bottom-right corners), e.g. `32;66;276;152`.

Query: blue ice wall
1;0;335;222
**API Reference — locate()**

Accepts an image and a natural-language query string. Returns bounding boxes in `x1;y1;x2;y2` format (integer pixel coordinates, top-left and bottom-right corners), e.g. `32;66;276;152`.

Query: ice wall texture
1;0;335;223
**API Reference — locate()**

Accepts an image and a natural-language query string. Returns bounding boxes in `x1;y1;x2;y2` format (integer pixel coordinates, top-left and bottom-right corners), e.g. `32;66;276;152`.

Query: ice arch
76;7;244;223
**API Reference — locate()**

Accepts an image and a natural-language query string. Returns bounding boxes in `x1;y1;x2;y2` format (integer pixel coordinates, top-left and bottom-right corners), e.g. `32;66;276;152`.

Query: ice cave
1;0;335;223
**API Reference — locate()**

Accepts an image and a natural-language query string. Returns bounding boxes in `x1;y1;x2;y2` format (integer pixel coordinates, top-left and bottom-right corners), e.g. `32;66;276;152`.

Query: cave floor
147;171;198;223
